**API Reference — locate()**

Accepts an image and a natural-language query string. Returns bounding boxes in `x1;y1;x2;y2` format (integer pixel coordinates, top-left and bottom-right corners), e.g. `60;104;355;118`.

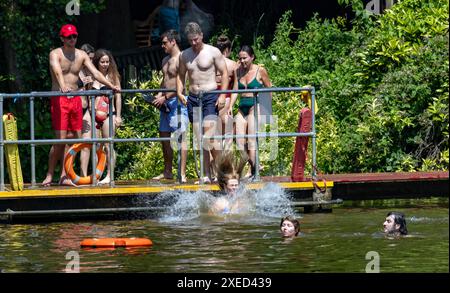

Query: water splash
156;183;298;223
252;182;296;218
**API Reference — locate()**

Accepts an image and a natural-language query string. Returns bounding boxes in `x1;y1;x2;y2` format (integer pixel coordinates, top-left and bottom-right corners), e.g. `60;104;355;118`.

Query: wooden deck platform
0;171;447;222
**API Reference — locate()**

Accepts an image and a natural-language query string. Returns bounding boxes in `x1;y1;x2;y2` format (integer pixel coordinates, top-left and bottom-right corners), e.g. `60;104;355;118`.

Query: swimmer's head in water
226;179;239;196
383;211;408;235
280;216;300;237
216;151;248;195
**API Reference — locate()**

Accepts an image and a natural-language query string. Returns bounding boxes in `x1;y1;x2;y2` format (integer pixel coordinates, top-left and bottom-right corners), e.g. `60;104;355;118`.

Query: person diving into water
209;151;249;215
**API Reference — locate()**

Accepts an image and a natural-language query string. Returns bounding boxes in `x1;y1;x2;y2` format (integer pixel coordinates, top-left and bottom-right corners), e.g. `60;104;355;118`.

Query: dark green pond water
0;186;448;273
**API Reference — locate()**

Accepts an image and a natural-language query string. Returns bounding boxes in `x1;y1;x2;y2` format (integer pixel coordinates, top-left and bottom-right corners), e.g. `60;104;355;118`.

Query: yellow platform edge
0;181;333;198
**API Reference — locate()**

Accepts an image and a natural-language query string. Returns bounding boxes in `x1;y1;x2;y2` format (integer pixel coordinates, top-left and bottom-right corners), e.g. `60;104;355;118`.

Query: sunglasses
64;34;78;40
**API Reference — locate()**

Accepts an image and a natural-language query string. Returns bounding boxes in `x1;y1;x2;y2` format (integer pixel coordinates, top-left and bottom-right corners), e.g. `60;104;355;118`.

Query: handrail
0;86;316;190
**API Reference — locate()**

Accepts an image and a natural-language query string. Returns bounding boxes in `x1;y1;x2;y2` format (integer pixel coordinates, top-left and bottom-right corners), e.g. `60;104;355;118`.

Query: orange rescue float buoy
64;143;106;185
80;238;153;248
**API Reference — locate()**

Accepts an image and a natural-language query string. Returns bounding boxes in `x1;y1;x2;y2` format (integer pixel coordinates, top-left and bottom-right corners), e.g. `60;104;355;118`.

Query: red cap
59;24;78;37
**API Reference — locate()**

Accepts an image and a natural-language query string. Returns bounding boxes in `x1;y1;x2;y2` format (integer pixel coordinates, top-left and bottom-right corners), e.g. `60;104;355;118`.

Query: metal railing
0;86;316;191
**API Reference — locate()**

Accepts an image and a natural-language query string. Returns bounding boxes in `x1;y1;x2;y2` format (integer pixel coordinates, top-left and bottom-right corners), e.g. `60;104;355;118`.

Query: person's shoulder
180;47;192;57
49;47;62;56
258;64;269;74
206;44;221;55
226;57;237;66
162;55;171;64
76;48;88;58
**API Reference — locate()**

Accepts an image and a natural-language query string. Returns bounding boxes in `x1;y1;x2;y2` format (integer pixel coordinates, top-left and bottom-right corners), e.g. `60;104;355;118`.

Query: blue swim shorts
160;97;188;133
187;92;219;123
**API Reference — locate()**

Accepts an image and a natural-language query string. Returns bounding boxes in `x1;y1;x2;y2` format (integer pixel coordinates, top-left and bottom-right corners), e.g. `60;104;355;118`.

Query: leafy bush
115;0;448;179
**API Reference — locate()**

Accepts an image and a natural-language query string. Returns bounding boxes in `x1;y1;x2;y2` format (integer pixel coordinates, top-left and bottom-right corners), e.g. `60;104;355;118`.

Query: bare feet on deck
42;175;53;187
194;177;211;185
59;176;77;187
152;173;173;180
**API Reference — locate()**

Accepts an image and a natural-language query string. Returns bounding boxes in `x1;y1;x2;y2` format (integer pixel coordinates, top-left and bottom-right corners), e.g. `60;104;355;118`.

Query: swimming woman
280;216;300;238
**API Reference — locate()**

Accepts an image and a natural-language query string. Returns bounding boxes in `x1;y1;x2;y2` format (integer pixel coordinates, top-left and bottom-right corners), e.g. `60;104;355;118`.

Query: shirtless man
177;22;228;183
215;35;237;151
42;24;119;186
150;30;188;183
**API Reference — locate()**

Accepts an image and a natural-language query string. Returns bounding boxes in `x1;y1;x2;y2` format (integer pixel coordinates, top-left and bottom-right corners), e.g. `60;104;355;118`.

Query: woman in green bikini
229;45;272;179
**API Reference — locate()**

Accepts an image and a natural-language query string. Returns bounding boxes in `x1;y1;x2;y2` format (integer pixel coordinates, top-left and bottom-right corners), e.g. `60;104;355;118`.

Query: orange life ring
64;143;106;185
80;238;153;248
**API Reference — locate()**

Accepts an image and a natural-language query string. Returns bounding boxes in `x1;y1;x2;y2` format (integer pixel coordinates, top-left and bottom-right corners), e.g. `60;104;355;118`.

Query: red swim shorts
51;96;83;131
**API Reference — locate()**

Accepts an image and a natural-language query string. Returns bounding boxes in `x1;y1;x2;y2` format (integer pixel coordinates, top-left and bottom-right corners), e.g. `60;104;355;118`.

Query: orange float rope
64;143;106;185
80;238;153;248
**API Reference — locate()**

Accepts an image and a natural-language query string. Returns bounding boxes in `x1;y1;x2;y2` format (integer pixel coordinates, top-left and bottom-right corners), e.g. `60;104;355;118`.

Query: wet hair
280;216;300;236
216;35;231;53
184;22;202;36
239;45;256;60
161;29;181;45
216;151;247;192
80;43;94;54
386;212;408;235
92;49;121;86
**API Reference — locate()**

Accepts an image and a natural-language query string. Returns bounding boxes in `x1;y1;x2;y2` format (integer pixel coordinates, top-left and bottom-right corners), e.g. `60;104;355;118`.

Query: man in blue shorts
149;30;188;182
177;22;229;183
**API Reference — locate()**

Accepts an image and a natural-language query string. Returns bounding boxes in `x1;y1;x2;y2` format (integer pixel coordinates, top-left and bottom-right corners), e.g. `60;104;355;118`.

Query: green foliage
317;0;449;173
0;0;106;92
116;0;448;179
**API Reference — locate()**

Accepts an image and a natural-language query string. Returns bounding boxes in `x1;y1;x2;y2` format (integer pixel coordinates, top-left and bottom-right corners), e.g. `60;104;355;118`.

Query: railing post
108;91;115;187
199;92;204;183
0;94;4;191
176;96;181;184
253;92;260;181
90;94;97;186
311;87;317;180
29;94;36;187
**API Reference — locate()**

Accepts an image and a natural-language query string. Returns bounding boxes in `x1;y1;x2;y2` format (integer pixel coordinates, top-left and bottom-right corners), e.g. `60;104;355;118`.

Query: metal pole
199;92;204;183
90;95;97;186
176;97;181;183
253;93;260;181
108;92;115;187
311;87;317;180
29;94;36;187
0;94;4;191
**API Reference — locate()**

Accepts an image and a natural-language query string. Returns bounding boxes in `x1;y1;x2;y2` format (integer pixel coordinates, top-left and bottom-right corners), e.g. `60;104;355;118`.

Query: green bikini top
238;66;263;89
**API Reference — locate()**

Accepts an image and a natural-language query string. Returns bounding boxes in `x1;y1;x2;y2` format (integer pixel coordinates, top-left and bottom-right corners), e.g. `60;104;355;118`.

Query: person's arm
215;52;228;109
177;53;187;105
82;53;120;92
260;66;272;98
49;51;71;92
152;80;166;108
114;76;123;127
153;57;169;107
229;67;239;115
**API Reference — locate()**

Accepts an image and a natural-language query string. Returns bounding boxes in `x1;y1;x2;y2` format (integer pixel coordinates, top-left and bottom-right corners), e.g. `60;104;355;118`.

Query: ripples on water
0;186;448;273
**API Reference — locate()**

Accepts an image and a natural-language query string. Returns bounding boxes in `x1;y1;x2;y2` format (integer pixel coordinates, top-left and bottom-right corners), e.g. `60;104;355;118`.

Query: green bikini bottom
238;97;255;117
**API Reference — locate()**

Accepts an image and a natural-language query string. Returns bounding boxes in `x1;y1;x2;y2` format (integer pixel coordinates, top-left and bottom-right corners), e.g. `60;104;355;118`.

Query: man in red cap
42;24;120;186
